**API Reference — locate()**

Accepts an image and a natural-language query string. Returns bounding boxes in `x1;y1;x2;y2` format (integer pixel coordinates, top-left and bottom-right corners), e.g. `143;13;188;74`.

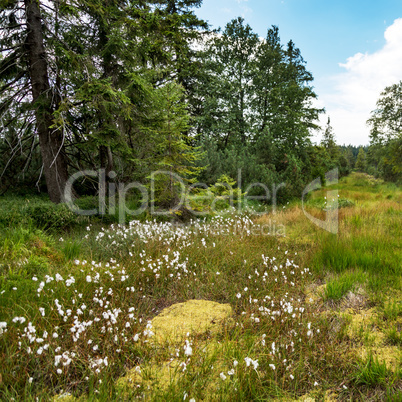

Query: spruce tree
144;82;202;207
321;117;340;162
0;0;69;202
355;147;367;172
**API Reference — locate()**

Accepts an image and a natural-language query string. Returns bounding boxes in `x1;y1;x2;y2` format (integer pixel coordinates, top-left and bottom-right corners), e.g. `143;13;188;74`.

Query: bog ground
0;173;401;401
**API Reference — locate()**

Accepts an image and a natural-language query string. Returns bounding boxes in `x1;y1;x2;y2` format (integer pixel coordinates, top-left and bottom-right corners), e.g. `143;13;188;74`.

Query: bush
338;198;355;208
0;198;28;228
25;203;87;232
24;255;51;276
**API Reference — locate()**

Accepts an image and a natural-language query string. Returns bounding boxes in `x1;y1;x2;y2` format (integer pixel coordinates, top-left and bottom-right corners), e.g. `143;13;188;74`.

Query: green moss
150;299;233;344
116;300;234;398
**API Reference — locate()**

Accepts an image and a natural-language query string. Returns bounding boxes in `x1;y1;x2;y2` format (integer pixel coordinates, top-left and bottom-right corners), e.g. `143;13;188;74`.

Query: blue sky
195;0;402;145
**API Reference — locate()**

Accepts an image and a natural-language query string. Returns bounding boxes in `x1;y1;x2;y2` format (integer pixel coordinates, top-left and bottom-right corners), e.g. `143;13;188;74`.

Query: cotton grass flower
184;340;192;356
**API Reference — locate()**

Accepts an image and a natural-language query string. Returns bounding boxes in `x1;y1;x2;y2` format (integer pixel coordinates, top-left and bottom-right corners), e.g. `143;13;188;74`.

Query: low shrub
25;203;88;232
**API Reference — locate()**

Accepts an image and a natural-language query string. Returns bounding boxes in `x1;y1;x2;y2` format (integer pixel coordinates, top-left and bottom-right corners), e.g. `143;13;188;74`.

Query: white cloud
240;5;253;18
220;1;252;18
318;18;402;146
221;7;233;14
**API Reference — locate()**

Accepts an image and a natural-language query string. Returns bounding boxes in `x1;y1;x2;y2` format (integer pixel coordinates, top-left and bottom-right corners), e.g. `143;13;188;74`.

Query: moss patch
357;346;401;371
116;340;230;399
341;308;401;371
52;394;78;401
116;300;234;398
304;283;326;305
150;299;233;344
342;307;377;338
297;390;338;402
116;359;181;393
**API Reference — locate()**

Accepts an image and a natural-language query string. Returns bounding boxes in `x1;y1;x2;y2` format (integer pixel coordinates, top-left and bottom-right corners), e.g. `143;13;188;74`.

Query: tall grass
315;233;400;276
323;270;367;301
353;354;400;387
0;173;401;400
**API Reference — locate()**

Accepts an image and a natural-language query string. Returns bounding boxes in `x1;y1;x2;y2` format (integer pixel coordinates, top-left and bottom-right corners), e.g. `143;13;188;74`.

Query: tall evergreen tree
144;81;202;206
279;40;321;151
355;147;367;172
252;26;283;137
0;0;69;202
321;117;340;162
152;0;208;89
197;17;259;147
367;81;401;181
1;0;209;199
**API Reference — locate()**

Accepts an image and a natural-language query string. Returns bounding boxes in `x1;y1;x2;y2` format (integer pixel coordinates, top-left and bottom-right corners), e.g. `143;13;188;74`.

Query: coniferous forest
1;1;399;204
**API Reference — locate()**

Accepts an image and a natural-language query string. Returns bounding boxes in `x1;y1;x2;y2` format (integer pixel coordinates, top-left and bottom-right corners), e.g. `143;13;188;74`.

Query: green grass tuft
61;239;82;261
385;327;402;346
323;270;366;301
353;354;399;387
382;301;402;321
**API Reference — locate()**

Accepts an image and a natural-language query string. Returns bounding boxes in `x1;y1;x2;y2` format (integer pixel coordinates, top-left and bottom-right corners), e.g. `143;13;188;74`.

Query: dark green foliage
367;81;402;143
308;118;354;179
143;81;203;207
25;203;86;232
0;0;208;204
337;198;355;208
367;81;402;183
196;137;282;199
0;197;88;232
321;117;337;152
199;17;259;146
193;19;324;201
321;117;341;169
196;20;323;152
337;151;352;177
355;147;367;172
306;145;332;185
1;3;357;206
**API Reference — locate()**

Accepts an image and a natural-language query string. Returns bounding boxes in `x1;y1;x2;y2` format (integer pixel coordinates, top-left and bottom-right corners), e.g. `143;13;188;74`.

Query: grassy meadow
0;172;401;401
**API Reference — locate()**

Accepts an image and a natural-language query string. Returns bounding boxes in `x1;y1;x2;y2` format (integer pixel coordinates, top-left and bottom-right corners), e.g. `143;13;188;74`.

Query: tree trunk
24;0;69;203
98;21;115;182
99;145;113;176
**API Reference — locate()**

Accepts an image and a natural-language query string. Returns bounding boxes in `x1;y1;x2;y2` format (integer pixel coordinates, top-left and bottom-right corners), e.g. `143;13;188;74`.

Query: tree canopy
3;3;372;205
366;81;402;182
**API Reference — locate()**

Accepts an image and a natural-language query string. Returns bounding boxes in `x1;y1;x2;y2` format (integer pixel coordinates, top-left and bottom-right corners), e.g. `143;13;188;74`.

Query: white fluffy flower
184;340;192;356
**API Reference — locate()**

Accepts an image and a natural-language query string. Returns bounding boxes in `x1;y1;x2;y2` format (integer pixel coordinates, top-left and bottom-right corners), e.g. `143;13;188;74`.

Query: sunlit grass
323;270;367;301
381;301;402;321
0;215;353;400
0;172;401;400
353;354;401;387
385;327;402;347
